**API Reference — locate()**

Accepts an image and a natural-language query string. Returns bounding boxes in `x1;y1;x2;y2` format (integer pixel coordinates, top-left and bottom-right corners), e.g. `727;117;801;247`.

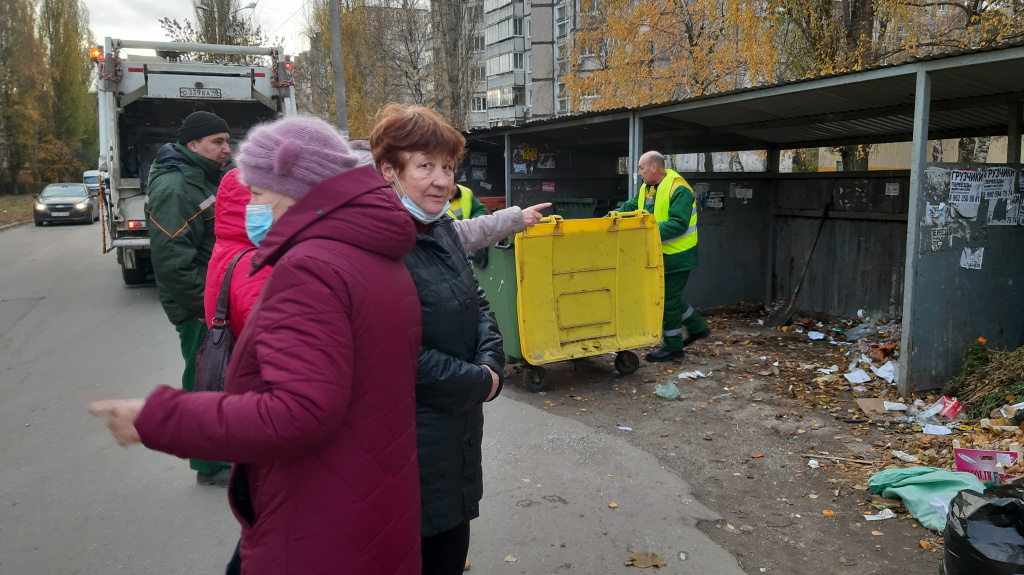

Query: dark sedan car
34;183;99;226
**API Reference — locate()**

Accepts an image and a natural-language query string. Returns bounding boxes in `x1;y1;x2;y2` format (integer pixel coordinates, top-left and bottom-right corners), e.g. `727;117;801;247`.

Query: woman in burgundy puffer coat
90;116;423;575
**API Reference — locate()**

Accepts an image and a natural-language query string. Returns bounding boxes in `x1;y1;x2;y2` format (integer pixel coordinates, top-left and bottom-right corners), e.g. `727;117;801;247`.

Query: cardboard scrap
857;398;887;415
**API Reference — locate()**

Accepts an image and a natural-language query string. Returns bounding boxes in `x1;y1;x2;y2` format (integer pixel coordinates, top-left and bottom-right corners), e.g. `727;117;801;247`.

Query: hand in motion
88;399;145;447
521;203;553;228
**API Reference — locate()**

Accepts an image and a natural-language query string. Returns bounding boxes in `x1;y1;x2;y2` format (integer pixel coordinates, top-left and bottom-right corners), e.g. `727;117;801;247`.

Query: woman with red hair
371;104;505;575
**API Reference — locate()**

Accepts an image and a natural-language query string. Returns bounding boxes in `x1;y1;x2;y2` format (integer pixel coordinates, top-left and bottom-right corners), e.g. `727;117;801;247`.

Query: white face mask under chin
392;173;449;224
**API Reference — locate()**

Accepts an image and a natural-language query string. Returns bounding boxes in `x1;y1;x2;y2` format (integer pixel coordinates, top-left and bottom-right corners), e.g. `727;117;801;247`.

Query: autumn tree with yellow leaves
567;0;1024;112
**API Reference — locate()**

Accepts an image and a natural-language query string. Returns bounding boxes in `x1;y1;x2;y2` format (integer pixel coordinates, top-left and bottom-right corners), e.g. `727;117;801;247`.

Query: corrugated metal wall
772;173;910;319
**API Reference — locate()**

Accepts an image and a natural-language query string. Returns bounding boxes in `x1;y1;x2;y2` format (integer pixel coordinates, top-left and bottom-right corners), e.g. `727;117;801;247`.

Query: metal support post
898;69;932;396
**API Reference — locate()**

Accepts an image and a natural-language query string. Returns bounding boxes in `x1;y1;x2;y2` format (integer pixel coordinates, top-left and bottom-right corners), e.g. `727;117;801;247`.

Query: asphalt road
0;222;743;574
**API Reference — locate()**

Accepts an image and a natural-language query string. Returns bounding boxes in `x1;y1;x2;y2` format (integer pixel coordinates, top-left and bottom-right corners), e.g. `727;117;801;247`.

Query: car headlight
35;203;45;211
75;202;87;210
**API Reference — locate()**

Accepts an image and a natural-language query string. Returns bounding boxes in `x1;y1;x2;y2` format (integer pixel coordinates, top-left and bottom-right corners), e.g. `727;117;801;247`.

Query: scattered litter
817;368;833;374
655;381;680;400
844;370;872;384
871;530;884;536
928;496;950;520
676;370;709;379
808;331;826;340
923;424;953;436
846;324;879;341
892;451;919;463
808;459;820;469
608;502;618;508
504;555;517;563
617;426;633;431
871;360;899;384
625;551;666;569
864;508;895;521
852;386;868;392
883;401;907;411
711;392;732;400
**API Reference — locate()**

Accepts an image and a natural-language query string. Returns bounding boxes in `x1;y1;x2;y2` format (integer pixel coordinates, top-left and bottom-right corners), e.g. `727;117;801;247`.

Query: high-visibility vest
637;169;697;255
447;185;474;220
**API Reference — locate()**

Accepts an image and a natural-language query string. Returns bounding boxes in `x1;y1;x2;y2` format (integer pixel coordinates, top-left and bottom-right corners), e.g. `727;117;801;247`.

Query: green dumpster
473;239;523;365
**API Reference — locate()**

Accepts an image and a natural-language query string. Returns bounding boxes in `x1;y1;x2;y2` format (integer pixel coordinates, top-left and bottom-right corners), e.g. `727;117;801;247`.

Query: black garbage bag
941;484;1024;575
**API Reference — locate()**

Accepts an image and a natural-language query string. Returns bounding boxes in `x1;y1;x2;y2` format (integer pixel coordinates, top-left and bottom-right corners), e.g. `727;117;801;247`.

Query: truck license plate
179;87;222;98
51;211;70;216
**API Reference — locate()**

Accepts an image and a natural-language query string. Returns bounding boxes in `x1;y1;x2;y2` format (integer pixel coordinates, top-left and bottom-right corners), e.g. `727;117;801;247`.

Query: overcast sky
81;0;311;55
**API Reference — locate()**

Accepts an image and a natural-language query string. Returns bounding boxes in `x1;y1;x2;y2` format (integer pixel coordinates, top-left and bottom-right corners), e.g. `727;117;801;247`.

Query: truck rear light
285;62;292;70
127;220;147;230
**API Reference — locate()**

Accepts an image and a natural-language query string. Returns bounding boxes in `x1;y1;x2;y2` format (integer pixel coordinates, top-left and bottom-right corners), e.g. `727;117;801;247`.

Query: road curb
0;220;32;232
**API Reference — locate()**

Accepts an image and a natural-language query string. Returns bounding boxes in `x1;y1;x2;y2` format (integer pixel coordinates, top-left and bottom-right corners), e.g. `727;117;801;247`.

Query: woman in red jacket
89;116;423;575
203;168;269;339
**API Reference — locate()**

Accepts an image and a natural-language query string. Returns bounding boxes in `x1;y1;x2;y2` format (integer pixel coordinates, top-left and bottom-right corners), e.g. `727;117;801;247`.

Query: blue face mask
245;203;275;246
393;175;450;224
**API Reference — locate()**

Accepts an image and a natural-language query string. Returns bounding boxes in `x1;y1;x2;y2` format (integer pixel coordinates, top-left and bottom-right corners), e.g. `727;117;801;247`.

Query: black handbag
195;248;255;393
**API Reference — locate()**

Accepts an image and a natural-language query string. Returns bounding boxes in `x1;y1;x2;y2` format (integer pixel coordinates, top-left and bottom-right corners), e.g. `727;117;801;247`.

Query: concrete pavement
0;223;743;574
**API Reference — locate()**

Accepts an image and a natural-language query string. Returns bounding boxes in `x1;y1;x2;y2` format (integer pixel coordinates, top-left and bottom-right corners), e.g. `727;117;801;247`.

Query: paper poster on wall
949;169;983;219
471;168;487;180
700;190;725;211
925;202;947;226
537;153;556;169
470;152;488;166
987;194;1021;226
779;150;794;173
541;181;556;193
478;181;492;190
522;148;538;160
931;227;951;251
735;188;753;199
513;163;527;173
983;167;1015;199
960;247;984;270
885;183;900;196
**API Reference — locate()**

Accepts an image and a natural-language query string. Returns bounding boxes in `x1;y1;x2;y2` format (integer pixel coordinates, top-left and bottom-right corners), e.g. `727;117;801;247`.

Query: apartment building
467;0;574;129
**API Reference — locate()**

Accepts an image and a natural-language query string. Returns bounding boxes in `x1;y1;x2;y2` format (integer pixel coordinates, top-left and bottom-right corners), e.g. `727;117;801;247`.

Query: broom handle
791;200;831;300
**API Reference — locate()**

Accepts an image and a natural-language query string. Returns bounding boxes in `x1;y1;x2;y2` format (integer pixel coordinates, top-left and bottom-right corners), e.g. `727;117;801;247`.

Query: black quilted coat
402;216;505;537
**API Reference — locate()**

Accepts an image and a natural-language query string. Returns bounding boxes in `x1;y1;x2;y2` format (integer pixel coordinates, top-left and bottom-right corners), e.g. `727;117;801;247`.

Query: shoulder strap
212;247;257;326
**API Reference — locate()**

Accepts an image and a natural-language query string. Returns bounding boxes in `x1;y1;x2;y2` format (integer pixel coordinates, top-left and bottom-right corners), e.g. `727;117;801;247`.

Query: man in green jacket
145;111;231;486
616;151;711;362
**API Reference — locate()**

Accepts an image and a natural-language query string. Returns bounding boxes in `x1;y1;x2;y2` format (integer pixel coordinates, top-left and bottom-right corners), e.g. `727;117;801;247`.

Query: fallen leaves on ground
626;552;667;569
608;502;618;508
503;555;517;563
822;510;835;516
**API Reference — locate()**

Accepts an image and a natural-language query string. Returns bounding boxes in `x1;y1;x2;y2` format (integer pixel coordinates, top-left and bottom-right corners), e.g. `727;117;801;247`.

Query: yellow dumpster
513;211;664;391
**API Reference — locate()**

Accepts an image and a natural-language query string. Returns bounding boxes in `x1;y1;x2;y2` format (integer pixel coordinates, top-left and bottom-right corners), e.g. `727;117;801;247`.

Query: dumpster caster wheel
614;351;640;375
523;366;547;393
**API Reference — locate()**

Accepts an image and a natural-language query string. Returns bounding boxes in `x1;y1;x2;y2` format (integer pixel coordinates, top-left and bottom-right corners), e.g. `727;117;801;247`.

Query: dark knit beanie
178;111;230;145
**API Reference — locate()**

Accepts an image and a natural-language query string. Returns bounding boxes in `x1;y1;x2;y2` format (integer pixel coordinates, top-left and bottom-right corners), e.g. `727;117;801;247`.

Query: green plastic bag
654;381;680;400
868;467;984;531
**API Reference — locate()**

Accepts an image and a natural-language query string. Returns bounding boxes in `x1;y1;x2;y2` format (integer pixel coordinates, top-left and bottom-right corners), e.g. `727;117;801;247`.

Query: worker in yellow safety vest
615;151;710;362
448;184;490;220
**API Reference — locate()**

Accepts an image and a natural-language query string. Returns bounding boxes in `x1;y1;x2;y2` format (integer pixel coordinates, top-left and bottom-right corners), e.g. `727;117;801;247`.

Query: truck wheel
121;255;147;285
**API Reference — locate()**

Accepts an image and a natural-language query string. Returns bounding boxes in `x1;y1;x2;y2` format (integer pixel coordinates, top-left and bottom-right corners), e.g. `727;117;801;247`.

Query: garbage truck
93;39;297;285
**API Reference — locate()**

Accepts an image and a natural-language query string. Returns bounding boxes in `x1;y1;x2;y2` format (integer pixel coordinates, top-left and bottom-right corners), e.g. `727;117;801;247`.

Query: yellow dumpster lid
514;211;664;365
